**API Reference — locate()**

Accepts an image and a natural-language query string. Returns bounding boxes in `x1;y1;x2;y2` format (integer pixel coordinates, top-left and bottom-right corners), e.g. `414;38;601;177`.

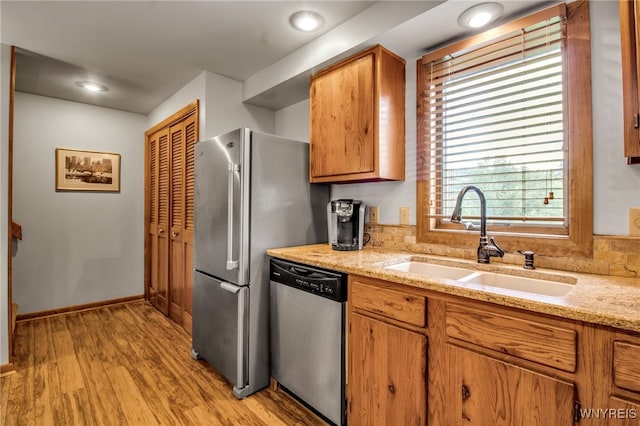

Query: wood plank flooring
1;301;327;426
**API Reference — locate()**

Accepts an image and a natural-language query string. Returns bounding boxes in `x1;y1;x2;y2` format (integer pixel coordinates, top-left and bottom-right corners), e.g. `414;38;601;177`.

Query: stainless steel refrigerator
191;128;328;399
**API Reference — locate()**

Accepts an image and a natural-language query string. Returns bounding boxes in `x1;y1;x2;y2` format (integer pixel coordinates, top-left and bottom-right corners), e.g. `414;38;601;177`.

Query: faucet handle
488;237;505;257
518;250;536;269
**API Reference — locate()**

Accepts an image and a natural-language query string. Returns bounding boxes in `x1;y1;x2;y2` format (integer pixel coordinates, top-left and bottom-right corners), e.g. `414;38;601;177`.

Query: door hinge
574;400;581;423
634;113;640;129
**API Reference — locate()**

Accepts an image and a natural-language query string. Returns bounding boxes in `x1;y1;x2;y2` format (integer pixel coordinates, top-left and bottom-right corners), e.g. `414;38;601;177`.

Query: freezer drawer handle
220;282;240;294
226;162;240;270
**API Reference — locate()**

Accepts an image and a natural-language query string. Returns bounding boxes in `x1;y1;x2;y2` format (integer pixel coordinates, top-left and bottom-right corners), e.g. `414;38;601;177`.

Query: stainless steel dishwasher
269;258;347;426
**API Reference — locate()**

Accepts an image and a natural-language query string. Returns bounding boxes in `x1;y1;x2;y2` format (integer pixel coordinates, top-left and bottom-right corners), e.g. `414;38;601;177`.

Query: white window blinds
424;14;567;227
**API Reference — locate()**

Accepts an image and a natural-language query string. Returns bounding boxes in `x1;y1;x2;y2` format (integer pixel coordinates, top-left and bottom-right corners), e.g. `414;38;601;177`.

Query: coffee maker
328;199;367;251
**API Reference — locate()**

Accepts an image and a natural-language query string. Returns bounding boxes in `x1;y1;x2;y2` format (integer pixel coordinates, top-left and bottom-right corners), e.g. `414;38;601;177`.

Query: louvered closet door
168;113;197;333
182;113;196;334
149;128;170;315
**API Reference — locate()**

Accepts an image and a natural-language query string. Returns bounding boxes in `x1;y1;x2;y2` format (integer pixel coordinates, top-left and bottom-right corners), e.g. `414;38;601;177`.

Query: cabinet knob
172;231;179;237
159;229;165;234
462;384;471;401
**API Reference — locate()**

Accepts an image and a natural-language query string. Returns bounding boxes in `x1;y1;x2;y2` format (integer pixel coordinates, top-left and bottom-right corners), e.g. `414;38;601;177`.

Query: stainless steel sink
384;260;575;298
459;271;575;297
384;261;474;280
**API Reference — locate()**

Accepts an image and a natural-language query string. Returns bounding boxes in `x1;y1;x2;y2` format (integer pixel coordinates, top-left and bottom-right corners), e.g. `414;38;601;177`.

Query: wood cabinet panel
351;278;426;327
613;341;640;393
606;397;640;425
620;0;640;161
450;345;575;426
347;276;640;426
310;44;405;183
445;302;576;372
348;313;426;426
310;54;374;177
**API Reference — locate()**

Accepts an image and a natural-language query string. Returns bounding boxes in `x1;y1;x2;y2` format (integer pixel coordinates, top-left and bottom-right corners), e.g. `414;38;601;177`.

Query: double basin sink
384;260;576;298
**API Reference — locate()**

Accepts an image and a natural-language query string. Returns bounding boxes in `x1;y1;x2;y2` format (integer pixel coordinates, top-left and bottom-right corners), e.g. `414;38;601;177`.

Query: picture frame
55;148;121;192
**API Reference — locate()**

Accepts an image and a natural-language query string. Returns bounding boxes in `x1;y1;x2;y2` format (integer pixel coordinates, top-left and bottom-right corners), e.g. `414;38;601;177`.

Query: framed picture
55;148;121;192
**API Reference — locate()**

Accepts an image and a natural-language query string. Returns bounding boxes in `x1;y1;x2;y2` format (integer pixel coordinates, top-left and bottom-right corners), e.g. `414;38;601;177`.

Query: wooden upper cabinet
309;44;406;183
620;0;640;162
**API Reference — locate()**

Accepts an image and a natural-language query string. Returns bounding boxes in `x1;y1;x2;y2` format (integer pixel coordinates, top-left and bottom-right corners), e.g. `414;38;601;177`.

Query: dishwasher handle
270;258;347;302
271;259;342;280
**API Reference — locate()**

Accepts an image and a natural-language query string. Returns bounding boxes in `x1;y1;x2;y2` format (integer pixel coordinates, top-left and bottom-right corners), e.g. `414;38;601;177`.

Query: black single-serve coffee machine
327;199;367;251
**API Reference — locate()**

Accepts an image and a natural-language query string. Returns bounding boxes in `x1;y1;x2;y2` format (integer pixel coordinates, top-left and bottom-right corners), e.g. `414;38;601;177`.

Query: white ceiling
1;0;553;114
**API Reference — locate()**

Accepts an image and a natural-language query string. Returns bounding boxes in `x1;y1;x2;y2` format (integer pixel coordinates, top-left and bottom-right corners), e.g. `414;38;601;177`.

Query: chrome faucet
450;185;504;264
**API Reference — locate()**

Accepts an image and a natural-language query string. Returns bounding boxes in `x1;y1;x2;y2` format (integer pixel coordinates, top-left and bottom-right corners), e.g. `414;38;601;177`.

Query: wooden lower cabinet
347;274;640;426
606;397;640;426
348;312;427;426
449;345;575;426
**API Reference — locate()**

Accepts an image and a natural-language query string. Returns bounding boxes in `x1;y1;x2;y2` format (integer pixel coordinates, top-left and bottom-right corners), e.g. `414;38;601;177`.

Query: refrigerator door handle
219;282;248;395
236;287;247;391
220;282;240;293
226;162;239;270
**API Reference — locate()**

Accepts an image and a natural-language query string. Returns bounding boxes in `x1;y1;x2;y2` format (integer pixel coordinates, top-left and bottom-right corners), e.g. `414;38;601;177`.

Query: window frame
416;1;593;258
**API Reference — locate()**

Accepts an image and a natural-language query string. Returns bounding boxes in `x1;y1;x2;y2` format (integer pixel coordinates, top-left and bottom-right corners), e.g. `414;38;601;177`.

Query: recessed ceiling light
289;10;324;32
76;81;108;92
458;3;504;29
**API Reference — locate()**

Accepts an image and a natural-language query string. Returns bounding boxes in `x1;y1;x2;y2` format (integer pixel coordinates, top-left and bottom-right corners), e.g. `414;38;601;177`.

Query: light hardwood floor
1;301;327;425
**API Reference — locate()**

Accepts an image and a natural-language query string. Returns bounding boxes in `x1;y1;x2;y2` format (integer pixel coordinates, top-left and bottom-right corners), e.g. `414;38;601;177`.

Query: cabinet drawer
613;341;640;392
445;303;577;372
351;280;426;327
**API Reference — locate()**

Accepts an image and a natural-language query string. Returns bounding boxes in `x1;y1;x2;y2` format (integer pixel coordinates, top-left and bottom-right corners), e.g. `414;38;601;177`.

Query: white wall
148;71;275;140
147;71;206;133
12;93;147;313
277;1;640;235
203;72;274;139
591;0;640;235
275;99;310;142
0;43;11;365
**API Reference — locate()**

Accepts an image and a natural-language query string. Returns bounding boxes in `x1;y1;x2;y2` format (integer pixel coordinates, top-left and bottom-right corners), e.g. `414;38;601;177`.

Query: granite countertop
267;244;640;333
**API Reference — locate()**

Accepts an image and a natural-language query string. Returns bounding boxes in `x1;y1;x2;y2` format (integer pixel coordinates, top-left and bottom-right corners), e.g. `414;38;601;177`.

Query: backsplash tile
366;225;639;278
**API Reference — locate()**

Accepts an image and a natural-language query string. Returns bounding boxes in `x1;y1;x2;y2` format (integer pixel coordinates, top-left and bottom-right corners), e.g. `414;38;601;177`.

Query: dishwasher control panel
269;258;347;302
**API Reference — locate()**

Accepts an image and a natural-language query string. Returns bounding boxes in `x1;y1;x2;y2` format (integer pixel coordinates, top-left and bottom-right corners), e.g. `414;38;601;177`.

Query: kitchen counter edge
266;244;640;334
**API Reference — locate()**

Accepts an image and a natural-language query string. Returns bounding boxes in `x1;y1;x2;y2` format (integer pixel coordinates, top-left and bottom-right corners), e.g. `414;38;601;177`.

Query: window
417;2;593;257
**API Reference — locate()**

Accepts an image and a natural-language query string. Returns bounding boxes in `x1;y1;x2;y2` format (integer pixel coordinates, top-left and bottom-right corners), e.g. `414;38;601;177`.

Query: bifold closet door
168;113;196;333
148;128;170;315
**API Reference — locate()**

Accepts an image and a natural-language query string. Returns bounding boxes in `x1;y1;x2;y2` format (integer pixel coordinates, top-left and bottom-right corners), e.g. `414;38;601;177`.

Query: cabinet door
450;346;575;426
148;128;170;315
620;0;640;159
349;313;427;426
310;53;375;179
606;397;640;426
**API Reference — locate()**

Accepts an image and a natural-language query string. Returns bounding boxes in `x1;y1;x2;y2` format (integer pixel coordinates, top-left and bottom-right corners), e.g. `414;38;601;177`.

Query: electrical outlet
369;206;379;224
630;207;640;236
400;207;411;225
